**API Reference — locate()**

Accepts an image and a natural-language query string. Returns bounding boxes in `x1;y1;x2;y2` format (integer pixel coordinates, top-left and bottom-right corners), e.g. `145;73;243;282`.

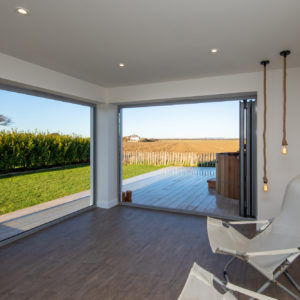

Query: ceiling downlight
16;7;29;15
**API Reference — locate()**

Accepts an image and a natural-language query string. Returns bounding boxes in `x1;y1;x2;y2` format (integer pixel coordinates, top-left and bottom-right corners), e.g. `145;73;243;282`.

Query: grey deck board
123;167;239;218
0;196;91;241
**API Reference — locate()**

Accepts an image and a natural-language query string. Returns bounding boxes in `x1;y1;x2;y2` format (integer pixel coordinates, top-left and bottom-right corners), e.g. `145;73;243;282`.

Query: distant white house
129;134;140;142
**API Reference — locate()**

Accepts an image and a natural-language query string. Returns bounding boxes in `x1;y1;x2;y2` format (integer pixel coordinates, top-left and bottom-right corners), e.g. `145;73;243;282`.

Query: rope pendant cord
282;55;287;145
263;65;267;184
280;50;290;153
261;60;270;189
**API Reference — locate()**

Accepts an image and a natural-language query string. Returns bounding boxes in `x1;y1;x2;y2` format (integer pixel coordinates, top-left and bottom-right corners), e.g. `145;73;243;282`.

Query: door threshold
120;202;253;221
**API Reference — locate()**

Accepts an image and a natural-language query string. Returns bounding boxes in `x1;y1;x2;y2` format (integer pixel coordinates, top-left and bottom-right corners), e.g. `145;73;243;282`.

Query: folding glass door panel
239;99;257;218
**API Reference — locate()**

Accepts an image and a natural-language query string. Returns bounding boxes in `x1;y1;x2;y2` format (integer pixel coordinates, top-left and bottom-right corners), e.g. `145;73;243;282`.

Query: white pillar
95;103;119;209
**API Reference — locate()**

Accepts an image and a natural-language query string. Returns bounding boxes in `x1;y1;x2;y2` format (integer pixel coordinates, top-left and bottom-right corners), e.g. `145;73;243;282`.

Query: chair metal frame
217;219;300;300
179;262;277;300
214;274;277;300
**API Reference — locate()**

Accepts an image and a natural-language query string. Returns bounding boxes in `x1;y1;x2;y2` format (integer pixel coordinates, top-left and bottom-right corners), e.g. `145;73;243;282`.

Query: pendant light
280;50;291;155
261;60;270;192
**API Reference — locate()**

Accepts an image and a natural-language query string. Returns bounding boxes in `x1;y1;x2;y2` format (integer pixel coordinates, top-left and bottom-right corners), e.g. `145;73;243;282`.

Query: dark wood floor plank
0;206;298;299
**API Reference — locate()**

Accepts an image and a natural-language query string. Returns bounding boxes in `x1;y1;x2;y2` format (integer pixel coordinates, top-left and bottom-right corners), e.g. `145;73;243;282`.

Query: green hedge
0;130;90;172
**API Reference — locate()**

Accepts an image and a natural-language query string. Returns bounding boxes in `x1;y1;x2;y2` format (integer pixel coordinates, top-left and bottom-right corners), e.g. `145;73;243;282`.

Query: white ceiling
0;0;300;87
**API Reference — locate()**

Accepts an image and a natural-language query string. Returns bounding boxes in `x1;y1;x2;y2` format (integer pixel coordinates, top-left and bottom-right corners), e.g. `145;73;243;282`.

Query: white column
95;103;119;209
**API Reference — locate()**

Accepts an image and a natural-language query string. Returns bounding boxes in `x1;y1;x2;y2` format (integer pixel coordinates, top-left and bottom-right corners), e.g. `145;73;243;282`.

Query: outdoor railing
122;151;216;167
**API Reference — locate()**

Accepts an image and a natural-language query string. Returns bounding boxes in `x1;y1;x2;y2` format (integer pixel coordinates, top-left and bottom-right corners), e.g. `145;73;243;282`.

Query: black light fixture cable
261;60;270;192
280;50;291;155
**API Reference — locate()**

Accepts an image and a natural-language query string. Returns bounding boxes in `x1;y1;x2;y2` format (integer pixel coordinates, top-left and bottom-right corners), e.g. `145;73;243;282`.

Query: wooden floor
122;167;239;219
0;206;298;299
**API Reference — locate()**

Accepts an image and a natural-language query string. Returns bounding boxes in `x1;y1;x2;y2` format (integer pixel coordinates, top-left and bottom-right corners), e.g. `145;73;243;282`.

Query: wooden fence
122;151;217;166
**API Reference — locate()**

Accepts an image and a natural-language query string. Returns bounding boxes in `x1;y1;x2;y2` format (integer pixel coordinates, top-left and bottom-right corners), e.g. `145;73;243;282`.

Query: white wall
0;52;107;103
257;67;300;219
96;104;119;209
107;67;300;220
108;72;258;104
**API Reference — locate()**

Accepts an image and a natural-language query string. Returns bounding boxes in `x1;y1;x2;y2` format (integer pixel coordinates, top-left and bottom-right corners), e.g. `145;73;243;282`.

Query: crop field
123;139;239;153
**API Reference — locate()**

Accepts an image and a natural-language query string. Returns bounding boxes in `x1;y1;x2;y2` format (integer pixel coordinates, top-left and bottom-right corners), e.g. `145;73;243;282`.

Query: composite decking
0;206;297;299
122;167;240;219
1;166;239;242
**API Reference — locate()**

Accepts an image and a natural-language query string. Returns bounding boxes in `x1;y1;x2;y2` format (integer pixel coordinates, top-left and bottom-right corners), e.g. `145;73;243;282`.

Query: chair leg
248;279;300;300
222;257;299;299
223;257;236;282
284;271;300;293
275;280;300;300
248;279;273;300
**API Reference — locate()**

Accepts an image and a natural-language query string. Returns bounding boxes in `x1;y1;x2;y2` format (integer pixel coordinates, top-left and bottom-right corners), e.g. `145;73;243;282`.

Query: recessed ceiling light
119;63;126;68
16;7;29;15
210;48;219;53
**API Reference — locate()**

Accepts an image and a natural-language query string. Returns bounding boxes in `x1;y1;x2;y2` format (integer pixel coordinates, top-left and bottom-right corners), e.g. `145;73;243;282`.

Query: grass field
123;139;239;153
0;164;164;215
0;164;90;215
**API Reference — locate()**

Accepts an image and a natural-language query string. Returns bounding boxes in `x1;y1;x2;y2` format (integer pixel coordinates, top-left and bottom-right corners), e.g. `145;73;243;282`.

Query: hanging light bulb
282;145;288;155
261;60;270;192
280;50;291;155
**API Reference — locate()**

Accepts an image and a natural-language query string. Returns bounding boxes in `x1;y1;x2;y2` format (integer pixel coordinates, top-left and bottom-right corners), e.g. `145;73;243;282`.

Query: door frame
117;94;257;219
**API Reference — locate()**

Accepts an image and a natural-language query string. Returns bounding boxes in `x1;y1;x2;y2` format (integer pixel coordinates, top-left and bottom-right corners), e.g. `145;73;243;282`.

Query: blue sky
1;90;239;139
122;101;240;139
0;90;91;137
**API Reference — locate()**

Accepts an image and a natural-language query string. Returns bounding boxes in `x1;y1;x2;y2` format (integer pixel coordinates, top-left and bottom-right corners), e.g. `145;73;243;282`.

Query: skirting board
97;198;119;209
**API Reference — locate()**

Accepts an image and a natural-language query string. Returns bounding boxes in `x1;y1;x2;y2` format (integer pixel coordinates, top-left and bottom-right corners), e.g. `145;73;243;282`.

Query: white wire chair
207;175;300;300
178;262;276;300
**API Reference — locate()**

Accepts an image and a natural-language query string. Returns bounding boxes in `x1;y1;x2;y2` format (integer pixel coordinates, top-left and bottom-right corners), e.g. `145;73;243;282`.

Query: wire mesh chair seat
207;175;300;300
178;262;276;300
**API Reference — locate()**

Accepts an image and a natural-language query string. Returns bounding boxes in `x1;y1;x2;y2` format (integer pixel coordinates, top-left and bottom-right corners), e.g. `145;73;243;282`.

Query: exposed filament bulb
282;145;288;155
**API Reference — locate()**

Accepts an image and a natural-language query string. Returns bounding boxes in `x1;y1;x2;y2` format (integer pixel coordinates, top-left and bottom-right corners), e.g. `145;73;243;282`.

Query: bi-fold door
239;99;257;218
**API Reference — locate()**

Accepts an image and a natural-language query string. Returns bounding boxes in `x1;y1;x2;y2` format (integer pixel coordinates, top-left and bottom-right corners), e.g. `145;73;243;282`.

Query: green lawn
0;164;164;215
0;164;90;215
